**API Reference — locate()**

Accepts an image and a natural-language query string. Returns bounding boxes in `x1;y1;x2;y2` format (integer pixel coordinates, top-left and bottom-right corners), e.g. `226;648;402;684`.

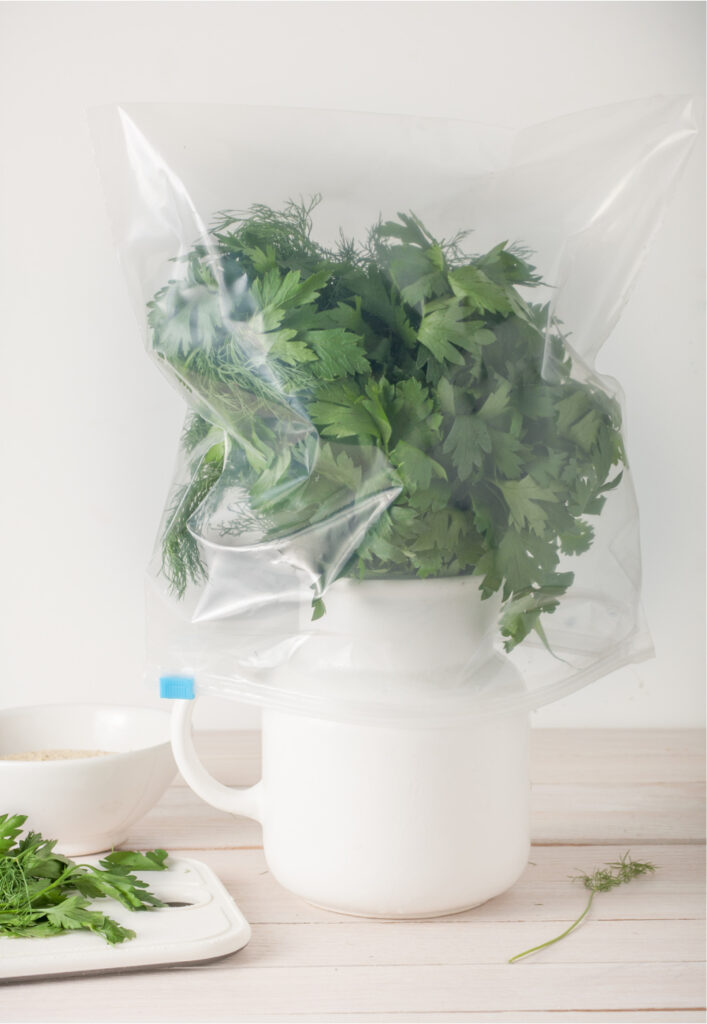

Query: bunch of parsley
148;198;624;650
0;813;167;944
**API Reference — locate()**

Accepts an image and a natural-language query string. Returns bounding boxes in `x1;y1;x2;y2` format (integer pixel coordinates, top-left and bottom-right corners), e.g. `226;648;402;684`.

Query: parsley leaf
442;415;492;480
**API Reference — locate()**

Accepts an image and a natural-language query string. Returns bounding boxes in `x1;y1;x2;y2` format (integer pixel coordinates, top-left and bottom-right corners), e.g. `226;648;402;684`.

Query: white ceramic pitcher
170;577;531;918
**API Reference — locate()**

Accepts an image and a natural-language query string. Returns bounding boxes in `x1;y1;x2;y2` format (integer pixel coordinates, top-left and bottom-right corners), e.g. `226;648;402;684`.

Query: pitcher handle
170;697;264;824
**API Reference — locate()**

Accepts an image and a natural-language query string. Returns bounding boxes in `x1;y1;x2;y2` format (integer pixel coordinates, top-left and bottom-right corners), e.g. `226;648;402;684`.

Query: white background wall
0;1;704;730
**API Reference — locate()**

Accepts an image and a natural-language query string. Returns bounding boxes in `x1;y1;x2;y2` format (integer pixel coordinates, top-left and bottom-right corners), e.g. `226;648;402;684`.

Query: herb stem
508;891;594;963
506;892;594;962
28;864;78;903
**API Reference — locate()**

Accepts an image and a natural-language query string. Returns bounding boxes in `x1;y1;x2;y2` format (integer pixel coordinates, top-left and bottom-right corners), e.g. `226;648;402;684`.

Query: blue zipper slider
159;675;195;700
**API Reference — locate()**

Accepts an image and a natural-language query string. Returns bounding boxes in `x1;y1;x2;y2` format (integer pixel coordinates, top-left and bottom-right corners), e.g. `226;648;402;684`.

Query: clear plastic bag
90;97;697;722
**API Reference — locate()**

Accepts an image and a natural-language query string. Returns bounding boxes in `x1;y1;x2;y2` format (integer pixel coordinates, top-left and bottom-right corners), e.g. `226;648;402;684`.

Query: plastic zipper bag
91;97;697;722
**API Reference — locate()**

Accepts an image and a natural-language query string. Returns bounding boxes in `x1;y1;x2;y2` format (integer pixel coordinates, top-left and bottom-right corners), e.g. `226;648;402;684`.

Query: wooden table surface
3;729;705;1023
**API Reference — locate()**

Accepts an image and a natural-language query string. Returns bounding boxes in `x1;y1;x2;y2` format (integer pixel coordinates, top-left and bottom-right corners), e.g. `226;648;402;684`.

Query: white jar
170;578;530;918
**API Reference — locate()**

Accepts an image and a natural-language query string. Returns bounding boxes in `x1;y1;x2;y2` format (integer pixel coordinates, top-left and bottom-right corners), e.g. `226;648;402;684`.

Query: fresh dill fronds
508;852;657;963
212;194;327;272
181;413;214;453
574;852;657;895
161;440;226;598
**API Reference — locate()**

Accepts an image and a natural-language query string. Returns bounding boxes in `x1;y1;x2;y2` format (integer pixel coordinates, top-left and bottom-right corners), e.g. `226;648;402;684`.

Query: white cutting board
0;856;251;981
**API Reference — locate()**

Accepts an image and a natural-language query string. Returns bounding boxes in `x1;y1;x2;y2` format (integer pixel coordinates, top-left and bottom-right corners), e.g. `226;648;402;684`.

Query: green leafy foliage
509;853;657;963
0;814;167;944
148;197;626;649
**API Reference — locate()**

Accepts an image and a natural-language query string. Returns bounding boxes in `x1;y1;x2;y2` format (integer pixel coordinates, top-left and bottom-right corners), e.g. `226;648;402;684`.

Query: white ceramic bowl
0;704;176;855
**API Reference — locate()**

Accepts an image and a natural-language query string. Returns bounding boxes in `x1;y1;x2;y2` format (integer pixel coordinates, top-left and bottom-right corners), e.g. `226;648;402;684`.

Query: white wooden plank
531;782;705;844
160;845;704;926
192;728;260;761
126;775;705;851
530;729;705;784
124;785;263;850
172;1015;707;1023
2;963;703;1020
187;729;261;786
493;843;705;886
166;730;706;846
185;1015;707;1023
179;729;705;787
232;919;704;967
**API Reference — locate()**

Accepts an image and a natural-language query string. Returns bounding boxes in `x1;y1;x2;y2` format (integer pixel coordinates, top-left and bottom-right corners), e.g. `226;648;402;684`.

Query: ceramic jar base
259;708;531;920
304;896;491;921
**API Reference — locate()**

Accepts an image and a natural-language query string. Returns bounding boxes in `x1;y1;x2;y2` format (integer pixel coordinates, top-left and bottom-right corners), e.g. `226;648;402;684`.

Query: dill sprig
509;852;657;963
181;412;214;453
161;439;226;597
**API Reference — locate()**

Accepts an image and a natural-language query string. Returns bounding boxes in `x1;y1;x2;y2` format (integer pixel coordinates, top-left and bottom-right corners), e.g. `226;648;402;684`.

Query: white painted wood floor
3;729;704;1023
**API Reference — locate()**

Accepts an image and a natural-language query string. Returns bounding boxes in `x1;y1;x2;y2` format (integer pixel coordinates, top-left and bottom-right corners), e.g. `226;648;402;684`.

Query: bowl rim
0;702;173;765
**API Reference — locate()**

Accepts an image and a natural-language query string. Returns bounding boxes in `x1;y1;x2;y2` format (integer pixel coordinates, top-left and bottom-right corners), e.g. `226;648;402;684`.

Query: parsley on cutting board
0;814;167;944
148;198;625;650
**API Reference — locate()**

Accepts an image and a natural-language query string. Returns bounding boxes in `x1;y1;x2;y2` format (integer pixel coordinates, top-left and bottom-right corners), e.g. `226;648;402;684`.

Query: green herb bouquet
147;198;625;652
